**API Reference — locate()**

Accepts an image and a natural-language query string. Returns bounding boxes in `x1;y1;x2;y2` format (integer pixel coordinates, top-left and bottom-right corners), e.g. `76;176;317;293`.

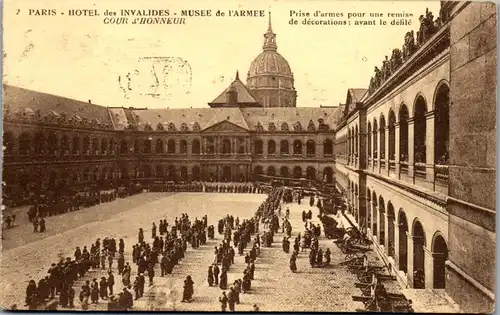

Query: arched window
192;139;201;154
267;140;276;154
254;139;263;155
280;166;289;177
323;139;333;156
367;123;372;159
267;166;276;176
414;96;427;163
34;132;45;155
61;135;69;153
373;120;378;159
379;115;386;160
110;139;116;154
91;138;99;155
355;125;359;156
156;139;164;153
167;139;176;154
222;138;231;154
293;166;302;178
155;165;164;178
323;167;333;183
180;140;188;154
388;110;396;160
120;140;128;154
48;132;59;155
293;140;302;155
143;138;151;153
180;166;188;181
237;137;245;154
192;166;201;180
399;105;409;162
101;139;108;154
306;167;316;180
307;140;316;155
72;136;80;154
280;140;289;155
133;140;140;154
434;84;450;164
83;136;90;154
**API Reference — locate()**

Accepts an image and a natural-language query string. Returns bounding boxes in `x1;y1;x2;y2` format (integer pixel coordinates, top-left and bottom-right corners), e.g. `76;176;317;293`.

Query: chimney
88;100;91;104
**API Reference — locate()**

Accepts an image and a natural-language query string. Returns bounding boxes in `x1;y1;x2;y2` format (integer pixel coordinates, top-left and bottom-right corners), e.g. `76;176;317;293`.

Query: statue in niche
390;48;403;72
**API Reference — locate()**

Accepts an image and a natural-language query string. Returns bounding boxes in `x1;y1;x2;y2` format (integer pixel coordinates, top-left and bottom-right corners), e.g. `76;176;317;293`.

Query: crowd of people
25;186;143;223
20;182;337;311
24;237;126;310
213;212;262;311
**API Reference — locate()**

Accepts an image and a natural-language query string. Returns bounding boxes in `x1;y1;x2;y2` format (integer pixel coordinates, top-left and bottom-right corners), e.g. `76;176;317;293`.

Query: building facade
334;2;495;312
2;15;337;204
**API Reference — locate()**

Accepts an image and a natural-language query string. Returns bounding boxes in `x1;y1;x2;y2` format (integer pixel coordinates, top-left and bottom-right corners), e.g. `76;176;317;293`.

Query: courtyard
1;192;366;311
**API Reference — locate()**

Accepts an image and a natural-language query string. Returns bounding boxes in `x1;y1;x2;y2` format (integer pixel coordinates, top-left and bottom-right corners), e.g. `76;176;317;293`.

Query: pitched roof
117;107;249;131
3;84;112;124
208;78;259;106
349;88;368;103
240;107;341;131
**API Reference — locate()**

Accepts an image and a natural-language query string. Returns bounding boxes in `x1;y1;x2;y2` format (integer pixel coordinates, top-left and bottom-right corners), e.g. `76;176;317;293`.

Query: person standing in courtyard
32;217;39;233
147;265;155;286
107;271;115;296
227;287;236;312
152;222;157;239
39;217;46;232
207;265;214;286
219;269;228;290
138;228;144;243
213;264;220;285
219;291;228;312
290;253;297;273
181;275;194;302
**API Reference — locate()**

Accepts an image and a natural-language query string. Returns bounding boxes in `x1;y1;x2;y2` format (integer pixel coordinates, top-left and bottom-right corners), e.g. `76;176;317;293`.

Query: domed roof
248;51;292;78
247;12;293;79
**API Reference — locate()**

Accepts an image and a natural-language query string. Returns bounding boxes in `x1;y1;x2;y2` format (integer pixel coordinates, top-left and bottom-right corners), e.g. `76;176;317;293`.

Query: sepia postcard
0;0;496;313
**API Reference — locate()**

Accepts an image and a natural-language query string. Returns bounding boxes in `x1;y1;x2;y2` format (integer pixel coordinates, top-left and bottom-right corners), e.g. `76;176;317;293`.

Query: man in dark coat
213;264;220;285
107;271;115;295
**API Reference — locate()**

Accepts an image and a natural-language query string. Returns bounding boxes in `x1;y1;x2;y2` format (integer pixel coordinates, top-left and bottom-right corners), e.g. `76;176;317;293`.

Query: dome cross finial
268;11;273;32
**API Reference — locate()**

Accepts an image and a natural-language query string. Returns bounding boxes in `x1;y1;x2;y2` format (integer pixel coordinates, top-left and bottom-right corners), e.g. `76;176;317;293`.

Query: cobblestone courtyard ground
1;192;366;311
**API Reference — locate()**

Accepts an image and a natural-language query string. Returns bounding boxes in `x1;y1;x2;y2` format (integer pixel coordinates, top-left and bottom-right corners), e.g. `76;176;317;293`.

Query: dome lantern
263;11;277;52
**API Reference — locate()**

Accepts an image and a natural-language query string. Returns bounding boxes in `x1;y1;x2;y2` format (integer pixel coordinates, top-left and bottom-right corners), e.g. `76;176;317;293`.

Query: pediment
202;120;249;133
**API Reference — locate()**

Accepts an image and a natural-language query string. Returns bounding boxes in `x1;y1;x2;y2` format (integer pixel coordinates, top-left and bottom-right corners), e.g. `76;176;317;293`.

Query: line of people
24;237;127;311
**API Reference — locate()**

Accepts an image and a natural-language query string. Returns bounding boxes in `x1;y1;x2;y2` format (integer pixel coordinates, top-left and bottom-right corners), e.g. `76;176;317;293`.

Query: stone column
425;111;435;184
371;130;376;171
407;231;414;286
366;196;372;236
376;130;381;173
375;204;380;244
202;137;206;154
263;140;268;157
385;127;390;176
187;139;192;156
408;119;415;181
424;246;433;289
395;123;401;178
384;210;390;253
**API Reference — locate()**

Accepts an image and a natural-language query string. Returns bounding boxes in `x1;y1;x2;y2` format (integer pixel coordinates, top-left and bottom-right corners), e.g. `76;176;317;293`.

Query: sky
3;0;441;109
